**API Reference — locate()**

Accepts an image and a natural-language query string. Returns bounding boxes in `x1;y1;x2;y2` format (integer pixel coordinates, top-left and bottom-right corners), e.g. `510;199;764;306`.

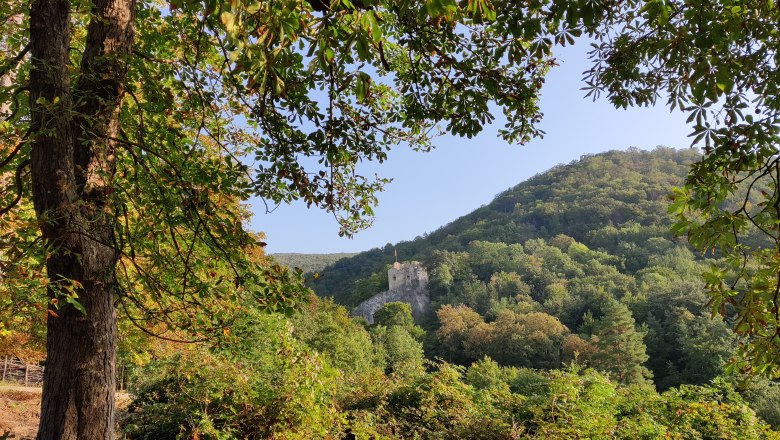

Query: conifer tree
586;300;652;385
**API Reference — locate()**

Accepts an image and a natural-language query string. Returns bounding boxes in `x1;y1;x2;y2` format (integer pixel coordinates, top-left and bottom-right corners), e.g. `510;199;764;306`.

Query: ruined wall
352;262;430;324
388;261;429;291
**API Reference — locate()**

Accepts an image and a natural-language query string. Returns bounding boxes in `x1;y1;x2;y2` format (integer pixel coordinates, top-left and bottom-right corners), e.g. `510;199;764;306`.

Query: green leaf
65;295;87;315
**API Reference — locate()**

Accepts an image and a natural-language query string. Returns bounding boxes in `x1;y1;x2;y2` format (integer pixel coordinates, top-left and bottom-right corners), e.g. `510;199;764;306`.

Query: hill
95;146;780;435
301;147;780;405
271;252;358;274
309;147;700;303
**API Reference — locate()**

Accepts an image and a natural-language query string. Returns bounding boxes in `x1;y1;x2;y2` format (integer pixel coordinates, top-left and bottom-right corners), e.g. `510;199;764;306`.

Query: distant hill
295;146;780;401
271;253;358;274
308;147;701;303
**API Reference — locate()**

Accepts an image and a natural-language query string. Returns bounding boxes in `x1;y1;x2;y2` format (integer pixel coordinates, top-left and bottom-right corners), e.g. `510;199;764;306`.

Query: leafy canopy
0;0;616;341
583;0;780;376
0;0;613;343
4;0;780;382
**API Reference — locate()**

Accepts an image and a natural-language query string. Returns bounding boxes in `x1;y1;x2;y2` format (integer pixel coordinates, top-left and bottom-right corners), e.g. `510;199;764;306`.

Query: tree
291;295;384;380
466;241;521;280
122;310;346;439
374;324;425;378
632;278;736;390
14;0;780;434
584;300;652;385
372;301;425;341
489;271;532;300
428;262;454;300
373;301;416;330
583;0;780;376
463;309;568;369
435;304;484;365
454;277;497;315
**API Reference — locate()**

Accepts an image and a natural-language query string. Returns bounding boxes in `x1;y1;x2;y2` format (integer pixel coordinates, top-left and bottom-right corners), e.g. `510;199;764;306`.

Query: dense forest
6;148;780;438
308;147;701;303
271;253;358;275
5;0;780;434
119;149;780;438
122;294;780;438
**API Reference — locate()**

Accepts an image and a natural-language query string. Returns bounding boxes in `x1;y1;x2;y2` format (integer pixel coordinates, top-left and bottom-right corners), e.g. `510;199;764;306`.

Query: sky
249;42;693;254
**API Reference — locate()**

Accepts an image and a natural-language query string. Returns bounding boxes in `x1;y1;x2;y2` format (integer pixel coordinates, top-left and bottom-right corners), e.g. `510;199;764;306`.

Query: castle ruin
352;261;430;324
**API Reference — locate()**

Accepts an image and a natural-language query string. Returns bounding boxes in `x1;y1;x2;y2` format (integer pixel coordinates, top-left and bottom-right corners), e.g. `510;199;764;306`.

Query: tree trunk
29;0;134;435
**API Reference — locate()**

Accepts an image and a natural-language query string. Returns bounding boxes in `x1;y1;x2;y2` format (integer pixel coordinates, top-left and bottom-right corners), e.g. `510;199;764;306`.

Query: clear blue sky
249;42;693;254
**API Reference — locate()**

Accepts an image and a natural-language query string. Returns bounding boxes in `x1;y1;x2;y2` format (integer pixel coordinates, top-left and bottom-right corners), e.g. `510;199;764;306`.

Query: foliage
290;295;386;398
373;302;416;332
122;311;345;439
0;0;621;431
648;382;775;440
743;377;780;429
120;294;780;439
313;149;780;396
341;265;391;307
368;302;426;378
309;148;699;301
350;361;779;440
359;363;524;439
4;0;780;433
2;0;779;432
295;148;780;429
271;253;358;275
463;309;569;369
582;0;780;377
434;304;484;365
582;300;653;385
420;232;687;388
634;278;736;390
0;201;47;360
372;324;425;379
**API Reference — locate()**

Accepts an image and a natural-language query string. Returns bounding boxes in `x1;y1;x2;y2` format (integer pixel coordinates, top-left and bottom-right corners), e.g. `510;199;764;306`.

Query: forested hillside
8;148;780;438
121;148;780;437
121;293;780;438
299;147;780;427
6;0;780;433
271;253;358;274
310;147;699;302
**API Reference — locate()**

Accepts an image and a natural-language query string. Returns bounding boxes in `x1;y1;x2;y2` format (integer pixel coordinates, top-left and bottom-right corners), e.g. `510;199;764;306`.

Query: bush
121;316;345;439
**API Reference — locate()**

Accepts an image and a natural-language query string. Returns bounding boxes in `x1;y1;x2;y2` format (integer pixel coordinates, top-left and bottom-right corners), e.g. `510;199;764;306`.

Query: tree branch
0;134;27;170
0;42;30;78
0;158;30;216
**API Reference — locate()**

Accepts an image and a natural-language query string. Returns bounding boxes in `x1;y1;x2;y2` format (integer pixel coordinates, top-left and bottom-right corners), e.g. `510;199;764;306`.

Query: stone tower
352;261;430;324
388;261;428;291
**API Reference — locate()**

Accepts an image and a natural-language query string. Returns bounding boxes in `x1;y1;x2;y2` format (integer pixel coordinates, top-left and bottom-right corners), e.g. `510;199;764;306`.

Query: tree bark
29;0;134;436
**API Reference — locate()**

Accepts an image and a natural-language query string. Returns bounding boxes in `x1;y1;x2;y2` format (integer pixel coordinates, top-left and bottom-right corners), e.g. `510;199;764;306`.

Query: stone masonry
352;261;430;324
